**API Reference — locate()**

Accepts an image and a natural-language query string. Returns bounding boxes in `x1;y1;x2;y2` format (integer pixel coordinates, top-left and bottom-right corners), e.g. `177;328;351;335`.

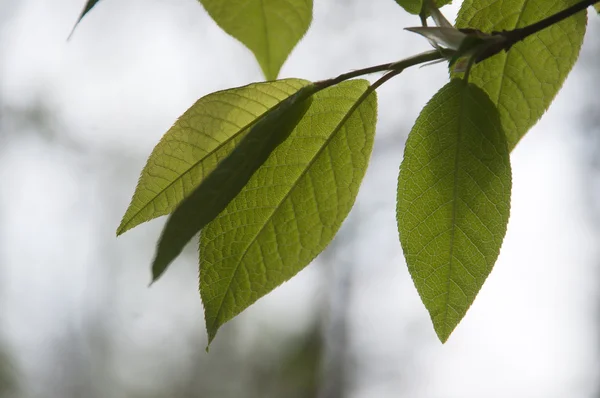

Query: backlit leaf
393;0;452;16
456;0;587;150
152;84;316;281
118;79;311;236
200;79;377;344
397;79;511;342
199;0;312;80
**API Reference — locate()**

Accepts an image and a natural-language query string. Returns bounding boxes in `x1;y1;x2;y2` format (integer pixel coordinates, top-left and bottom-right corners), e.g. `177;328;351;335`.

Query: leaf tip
116;215;135;236
436;330;451;344
151;247;172;285
433;322;454;344
206;326;217;346
206;333;217;351
151;261;166;285
67;24;78;41
69;0;101;41
204;315;221;348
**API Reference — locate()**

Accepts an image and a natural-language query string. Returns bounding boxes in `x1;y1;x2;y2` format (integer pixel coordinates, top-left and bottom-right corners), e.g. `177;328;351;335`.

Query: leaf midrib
259;0;272;78
208;88;372;335
441;83;466;341
118;85;305;234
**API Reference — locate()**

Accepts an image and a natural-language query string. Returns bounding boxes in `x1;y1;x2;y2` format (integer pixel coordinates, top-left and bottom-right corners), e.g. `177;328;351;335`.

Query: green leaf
152;84;317;281
199;0;313;80
595;3;600;13
200;79;377;344
455;0;587;150
118;79;311;236
393;0;452;16
394;0;424;14
69;0;101;38
397;79;511;343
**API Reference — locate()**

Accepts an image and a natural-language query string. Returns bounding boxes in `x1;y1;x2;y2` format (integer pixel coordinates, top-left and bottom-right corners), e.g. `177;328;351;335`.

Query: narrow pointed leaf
69;0;101;38
405;27;468;50
199;0;312;80
456;0;587;150
397;80;511;343
426;0;453;28
200;80;377;344
118;79;311;236
152;84;316;281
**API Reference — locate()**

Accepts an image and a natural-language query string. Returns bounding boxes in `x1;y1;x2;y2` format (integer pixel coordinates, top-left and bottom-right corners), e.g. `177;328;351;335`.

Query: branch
315;49;453;91
505;0;599;46
467;0;599;65
315;0;597;91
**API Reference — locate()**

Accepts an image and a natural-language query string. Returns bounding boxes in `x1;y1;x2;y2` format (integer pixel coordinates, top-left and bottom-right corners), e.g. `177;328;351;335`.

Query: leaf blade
455;0;587;150
397;79;511;342
151;84;317;281
393;0;452;16
117;79;311;236
69;0;101;38
200;80;377;344
199;0;313;80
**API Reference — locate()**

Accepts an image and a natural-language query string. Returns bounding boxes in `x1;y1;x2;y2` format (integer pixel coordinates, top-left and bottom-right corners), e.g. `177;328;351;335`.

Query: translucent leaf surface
152;86;315;280
151;85;316;281
397;80;511;342
394;0;452;16
456;0;587;150
118;79;311;236
199;0;312;80
69;0;101;38
200;80;377;344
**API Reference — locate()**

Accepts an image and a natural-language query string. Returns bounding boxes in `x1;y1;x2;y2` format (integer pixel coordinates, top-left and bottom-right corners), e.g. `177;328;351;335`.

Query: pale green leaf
397;79;511;342
200;79;377;344
199;0;312;80
152;85;316;281
456;0;587;150
118;79;311;236
393;0;452;16
69;0;101;38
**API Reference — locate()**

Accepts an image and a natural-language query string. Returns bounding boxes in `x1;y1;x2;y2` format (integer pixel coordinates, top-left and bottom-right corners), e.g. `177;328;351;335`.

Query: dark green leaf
397;79;511;342
200;79;377;344
151;84;317;281
69;0;101;38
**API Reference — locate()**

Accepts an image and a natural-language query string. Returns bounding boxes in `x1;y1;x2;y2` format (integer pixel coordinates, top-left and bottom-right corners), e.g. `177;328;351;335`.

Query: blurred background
0;0;599;397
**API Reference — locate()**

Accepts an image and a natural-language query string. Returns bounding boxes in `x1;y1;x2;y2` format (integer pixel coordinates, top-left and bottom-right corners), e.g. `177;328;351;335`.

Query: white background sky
1;0;599;397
